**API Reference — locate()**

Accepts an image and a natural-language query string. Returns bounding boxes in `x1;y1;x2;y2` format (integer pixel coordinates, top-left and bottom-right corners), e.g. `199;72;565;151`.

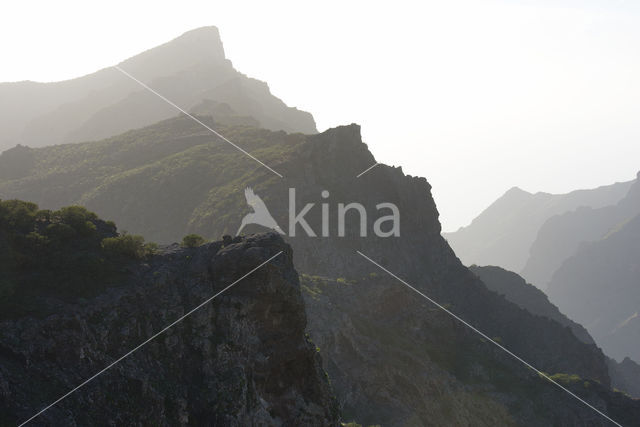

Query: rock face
0;233;339;426
300;275;640;427
2;119;640;425
0;26;316;153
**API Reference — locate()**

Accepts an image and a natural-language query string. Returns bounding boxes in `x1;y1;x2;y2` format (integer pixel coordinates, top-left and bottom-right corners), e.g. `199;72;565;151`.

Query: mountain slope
2;119;639;425
522;173;640;289
0;223;339;425
0;26;315;153
469;265;594;345
547;210;640;363
608;357;640;399
469;265;640;399
443;181;633;275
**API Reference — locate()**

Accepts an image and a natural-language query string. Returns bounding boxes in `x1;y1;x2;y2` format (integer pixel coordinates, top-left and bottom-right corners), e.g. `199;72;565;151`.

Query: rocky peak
0;233;339;425
117;26;228;82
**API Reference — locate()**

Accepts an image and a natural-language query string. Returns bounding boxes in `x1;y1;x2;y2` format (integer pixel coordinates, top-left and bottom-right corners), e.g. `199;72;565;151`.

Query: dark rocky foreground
0;233;339;426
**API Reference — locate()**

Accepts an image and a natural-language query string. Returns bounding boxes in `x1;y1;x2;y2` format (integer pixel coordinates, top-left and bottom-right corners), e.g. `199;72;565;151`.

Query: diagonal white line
356;162;380;178
19;250;283;426
356;250;623;427
113;65;283;178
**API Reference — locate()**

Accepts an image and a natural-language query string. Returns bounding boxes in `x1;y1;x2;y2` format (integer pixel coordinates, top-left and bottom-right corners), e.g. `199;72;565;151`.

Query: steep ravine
0;233;339;426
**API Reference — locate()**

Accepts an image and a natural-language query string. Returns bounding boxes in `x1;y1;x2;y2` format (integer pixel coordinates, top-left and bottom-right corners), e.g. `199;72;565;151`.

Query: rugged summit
0;232;339;426
3;118;638;425
0;26;316;153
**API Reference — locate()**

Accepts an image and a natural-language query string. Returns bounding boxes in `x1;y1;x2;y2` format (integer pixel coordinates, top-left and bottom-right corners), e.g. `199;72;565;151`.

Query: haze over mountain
2;25;640;426
2;113;639;424
0;27;316;154
547;206;640;363
523;173;640;290
444;180;634;276
447;172;640;369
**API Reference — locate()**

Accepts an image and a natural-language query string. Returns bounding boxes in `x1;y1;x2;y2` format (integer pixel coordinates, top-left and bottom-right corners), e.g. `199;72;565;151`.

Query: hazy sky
2;0;639;231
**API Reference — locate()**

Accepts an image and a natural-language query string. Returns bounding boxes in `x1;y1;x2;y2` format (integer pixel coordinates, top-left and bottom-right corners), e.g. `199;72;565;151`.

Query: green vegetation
548;373;582;385
181;233;206;248
0;116;307;243
341;423;382;427
537;372;586;387
0;199;155;318
102;233;157;258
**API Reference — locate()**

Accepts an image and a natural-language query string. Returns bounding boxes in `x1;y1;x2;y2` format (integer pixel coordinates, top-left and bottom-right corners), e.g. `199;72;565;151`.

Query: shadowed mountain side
608;357;640;399
547;211;640;364
2;119;639;425
469;265;640;399
0;221;339;425
0;26;315;153
469;265;594;345
443;181;632;275
302;275;640;426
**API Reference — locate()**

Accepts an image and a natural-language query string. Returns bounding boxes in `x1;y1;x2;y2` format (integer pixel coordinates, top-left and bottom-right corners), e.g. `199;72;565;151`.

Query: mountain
608;357;640;399
0;206;339;425
469;265;594;345
0;26;316;153
443;181;633;275
547;209;640;363
522;173;640;289
2;118;639;425
469;265;640;399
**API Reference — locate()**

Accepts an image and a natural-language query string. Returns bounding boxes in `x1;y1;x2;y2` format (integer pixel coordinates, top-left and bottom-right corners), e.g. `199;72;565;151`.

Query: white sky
1;0;639;231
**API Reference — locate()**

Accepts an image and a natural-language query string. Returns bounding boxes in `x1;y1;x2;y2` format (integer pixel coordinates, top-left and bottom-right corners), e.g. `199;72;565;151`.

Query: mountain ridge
444;178;634;276
0;26;316;153
3;117;640;424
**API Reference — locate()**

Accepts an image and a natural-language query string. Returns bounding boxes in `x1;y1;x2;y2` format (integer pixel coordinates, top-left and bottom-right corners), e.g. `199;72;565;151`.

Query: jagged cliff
2;119;639;425
0;233;339;426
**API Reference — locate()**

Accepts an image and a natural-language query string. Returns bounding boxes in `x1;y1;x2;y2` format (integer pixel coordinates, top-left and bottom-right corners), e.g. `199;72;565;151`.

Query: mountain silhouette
444;181;632;276
523;173;640;289
3;116;639;424
2;26;640;426
547;200;640;363
0;27;316;153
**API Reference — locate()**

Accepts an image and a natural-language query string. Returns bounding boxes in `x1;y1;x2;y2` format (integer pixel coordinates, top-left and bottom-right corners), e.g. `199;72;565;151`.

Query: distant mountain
2;117;639;425
547;209;640;363
443;181;633;275
469;265;594;345
523;173;640;289
0;27;316;153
